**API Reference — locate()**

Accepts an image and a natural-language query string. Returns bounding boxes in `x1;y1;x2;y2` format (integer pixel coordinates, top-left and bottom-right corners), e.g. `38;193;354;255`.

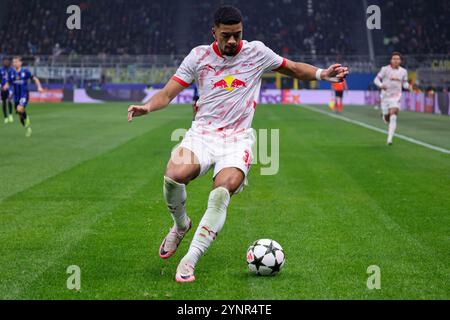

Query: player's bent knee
165;165;198;185
164;170;189;185
214;176;244;195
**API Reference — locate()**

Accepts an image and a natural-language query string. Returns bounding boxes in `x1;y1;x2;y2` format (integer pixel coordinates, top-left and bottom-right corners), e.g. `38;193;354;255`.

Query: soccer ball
246;239;285;276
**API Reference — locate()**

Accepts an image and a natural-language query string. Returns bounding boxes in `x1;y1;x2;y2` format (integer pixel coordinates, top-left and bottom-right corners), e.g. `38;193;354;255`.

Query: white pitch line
301;104;450;155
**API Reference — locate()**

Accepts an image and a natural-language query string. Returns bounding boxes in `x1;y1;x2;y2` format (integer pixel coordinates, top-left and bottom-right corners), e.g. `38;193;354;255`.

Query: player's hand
380;85;387;90
128;105;150;122
322;64;349;83
37;87;45;93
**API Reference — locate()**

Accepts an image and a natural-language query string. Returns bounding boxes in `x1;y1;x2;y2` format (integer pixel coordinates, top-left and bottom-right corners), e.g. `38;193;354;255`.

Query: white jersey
374;65;409;102
172;40;285;133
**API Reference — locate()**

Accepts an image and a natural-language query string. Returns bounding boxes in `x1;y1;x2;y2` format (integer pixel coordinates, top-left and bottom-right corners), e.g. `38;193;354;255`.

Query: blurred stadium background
0;0;449;111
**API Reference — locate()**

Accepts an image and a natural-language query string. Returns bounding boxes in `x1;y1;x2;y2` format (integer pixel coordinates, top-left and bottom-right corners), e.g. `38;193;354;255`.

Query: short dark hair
214;5;243;26
391;51;402;60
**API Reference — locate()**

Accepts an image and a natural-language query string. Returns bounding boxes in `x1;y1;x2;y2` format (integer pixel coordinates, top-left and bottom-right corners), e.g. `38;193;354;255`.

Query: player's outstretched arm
128;79;186;122
373;69;387;90
402;74;410;91
276;59;349;83
33;76;44;92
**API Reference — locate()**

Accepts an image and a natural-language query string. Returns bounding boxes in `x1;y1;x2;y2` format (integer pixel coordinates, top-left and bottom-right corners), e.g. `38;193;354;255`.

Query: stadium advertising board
71;89;450;115
29;89;64;103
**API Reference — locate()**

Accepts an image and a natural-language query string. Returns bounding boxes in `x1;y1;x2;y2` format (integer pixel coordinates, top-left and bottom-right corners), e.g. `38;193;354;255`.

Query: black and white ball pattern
246;239;285;276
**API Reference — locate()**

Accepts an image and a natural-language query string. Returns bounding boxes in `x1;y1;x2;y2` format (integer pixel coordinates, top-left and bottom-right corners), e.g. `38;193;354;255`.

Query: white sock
181;187;230;266
388;114;397;143
163;176;189;231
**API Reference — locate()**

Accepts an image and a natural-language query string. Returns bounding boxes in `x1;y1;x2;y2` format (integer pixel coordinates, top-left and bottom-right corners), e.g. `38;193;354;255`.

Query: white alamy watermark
366;265;381;290
66;265;81;291
66;5;81;30
366;5;381;30
257;129;279;176
170;128;280;175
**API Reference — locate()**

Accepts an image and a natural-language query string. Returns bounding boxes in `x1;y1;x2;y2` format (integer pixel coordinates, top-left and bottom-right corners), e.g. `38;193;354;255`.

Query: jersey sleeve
172;49;197;87
402;69;409;90
257;42;286;72
376;67;385;81
8;70;14;84
374;67;385;88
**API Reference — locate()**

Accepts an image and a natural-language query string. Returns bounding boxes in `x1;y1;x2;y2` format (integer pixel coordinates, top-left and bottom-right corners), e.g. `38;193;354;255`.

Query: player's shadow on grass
233;270;285;280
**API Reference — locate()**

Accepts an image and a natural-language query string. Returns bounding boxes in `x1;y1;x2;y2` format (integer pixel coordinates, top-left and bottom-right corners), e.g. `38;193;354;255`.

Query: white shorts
173;127;255;191
381;99;401;115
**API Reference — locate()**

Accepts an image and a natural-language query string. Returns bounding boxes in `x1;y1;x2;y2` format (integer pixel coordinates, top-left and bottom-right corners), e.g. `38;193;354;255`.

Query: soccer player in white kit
127;6;349;282
374;52;409;145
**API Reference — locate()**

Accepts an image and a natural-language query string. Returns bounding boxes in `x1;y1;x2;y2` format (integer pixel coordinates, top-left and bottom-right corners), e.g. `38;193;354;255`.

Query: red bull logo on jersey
212;75;247;92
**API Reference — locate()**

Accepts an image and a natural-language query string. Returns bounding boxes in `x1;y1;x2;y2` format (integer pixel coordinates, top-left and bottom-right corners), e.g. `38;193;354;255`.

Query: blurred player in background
128;5;348;282
374;52;409;145
9;57;44;137
1;57;14;124
331;79;347;114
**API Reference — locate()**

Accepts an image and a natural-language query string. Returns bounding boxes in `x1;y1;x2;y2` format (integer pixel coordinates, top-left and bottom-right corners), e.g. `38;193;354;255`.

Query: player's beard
223;45;238;56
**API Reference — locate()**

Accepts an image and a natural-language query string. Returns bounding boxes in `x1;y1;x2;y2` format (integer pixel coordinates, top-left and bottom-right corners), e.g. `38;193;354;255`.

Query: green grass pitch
0;102;449;299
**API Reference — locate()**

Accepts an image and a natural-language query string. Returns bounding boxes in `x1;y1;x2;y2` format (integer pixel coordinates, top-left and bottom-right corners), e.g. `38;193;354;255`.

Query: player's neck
390;64;400;69
213;40;243;57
